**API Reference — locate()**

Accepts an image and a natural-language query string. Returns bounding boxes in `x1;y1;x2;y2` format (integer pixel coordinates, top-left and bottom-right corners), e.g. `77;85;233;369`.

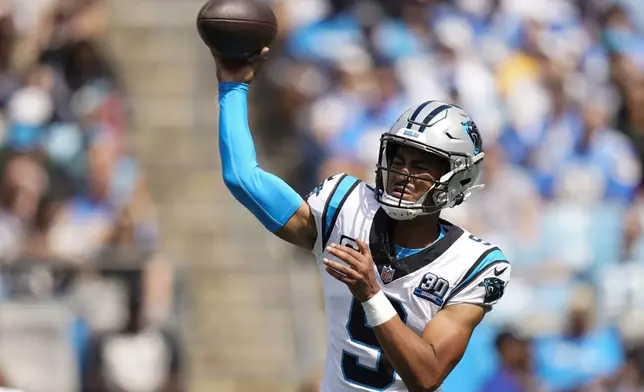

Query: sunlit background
0;0;644;391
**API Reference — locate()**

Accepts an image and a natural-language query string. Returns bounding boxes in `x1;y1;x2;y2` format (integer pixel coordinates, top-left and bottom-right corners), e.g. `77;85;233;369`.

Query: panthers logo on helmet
478;277;505;303
461;120;482;154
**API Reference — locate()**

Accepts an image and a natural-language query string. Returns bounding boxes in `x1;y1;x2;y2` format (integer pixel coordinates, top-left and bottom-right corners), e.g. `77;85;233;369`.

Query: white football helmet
375;101;485;220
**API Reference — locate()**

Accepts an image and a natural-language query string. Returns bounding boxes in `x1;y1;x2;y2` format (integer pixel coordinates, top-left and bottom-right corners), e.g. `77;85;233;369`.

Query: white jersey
306;174;511;392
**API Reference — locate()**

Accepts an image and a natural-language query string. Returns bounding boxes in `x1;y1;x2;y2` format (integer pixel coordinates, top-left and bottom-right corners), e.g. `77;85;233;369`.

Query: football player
215;48;511;391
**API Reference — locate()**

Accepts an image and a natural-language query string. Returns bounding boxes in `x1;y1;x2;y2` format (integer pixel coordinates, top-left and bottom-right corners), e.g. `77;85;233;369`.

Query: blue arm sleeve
218;82;304;233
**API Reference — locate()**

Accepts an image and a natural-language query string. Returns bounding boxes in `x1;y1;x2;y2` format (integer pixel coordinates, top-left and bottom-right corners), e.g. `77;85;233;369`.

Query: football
196;0;278;59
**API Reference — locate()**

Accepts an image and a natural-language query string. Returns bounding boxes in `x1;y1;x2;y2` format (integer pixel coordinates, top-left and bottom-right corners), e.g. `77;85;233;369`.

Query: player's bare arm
376;304;485;392
213;48;318;250
325;240;486;391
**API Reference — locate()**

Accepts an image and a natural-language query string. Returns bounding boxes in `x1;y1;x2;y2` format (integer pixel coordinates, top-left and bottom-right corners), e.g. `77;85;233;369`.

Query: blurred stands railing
0;301;80;392
0;254;186;392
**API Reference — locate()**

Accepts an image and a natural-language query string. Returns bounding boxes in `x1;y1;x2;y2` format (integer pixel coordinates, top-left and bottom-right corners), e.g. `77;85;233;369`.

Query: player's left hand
323;239;381;303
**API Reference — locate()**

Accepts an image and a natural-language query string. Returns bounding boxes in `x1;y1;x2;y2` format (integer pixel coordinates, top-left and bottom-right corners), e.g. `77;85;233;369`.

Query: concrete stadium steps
188;380;300;392
187;270;297;375
105;1;325;391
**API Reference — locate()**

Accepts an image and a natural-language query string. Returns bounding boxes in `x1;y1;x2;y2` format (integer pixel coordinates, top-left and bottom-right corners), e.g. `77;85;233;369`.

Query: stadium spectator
83;269;181;392
0;4;18;109
480;328;545;392
533;285;625;391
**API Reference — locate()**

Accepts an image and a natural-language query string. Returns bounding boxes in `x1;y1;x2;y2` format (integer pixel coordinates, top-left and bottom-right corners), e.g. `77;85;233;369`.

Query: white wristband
361;291;397;327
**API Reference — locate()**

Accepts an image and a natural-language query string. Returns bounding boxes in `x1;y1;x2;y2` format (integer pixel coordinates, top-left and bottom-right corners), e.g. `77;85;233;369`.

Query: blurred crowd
255;0;644;391
0;1;181;392
3;0;644;390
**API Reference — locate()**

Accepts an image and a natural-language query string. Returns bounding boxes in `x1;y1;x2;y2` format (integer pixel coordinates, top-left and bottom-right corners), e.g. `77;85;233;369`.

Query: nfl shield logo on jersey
380;265;395;283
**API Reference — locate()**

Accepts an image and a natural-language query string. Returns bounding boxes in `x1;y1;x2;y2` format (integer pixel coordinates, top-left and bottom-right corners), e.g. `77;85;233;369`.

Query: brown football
196;0;278;59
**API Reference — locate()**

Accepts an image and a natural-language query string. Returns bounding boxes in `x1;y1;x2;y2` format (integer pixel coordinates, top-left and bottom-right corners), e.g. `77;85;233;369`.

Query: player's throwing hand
212;47;270;84
323;239;381;303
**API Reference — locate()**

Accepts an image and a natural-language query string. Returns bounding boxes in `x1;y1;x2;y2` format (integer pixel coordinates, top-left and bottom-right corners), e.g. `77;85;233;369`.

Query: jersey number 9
342;297;407;390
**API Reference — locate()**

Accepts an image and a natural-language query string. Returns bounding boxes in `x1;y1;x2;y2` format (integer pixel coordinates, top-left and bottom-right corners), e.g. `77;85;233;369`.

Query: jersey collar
368;208;464;284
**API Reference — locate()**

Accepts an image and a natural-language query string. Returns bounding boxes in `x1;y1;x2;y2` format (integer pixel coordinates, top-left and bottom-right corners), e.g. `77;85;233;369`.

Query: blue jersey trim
457;249;506;290
443;247;508;306
394;224;446;259
322;175;360;246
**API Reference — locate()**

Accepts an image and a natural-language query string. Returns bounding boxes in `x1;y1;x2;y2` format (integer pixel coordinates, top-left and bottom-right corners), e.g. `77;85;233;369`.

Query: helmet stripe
406;101;434;129
418;105;451;133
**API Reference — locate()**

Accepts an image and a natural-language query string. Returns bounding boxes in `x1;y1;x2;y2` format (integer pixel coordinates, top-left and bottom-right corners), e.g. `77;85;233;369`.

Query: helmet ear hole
434;192;448;204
